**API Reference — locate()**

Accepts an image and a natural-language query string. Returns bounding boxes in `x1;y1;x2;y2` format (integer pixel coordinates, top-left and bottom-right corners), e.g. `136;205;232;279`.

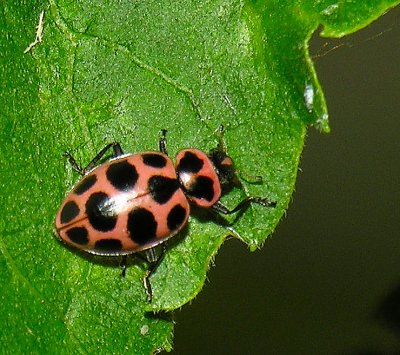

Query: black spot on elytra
148;175;180;204
142;153;167;168
127;208;157;245
86;192;117;231
66;227;89;245
94;238;123;253
74;174;97;195
106;160;138;191
177;151;204;174
188;176;215;201
167;204;187;231
60;200;80;224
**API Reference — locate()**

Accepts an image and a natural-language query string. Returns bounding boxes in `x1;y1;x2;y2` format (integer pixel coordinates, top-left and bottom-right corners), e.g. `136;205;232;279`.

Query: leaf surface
1;0;399;352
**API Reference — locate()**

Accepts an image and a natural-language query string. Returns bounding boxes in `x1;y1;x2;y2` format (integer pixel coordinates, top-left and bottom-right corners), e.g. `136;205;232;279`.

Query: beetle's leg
159;129;168;155
63;142;124;175
120;255;127;277
143;244;167;302
82;142;124;174
63;152;84;175
212;197;276;215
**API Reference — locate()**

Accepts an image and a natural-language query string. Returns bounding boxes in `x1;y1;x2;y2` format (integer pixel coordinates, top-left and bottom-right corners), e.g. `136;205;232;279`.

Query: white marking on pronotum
303;83;314;112
24;11;45;54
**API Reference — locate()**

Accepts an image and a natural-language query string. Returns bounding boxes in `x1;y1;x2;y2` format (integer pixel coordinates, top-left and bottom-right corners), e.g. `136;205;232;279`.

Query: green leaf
1;0;399;353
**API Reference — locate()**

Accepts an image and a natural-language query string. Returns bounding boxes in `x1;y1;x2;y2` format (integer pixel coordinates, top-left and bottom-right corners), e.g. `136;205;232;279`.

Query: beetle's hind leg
143;245;167;302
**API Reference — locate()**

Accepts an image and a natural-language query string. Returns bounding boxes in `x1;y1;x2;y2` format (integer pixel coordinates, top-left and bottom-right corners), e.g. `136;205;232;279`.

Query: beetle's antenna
215;124;227;153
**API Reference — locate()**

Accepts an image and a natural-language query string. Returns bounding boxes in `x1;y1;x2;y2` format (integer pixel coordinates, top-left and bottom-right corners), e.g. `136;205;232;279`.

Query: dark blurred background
171;5;400;355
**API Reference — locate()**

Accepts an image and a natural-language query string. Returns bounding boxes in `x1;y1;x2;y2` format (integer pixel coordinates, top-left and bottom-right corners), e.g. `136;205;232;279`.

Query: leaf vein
0;234;44;301
49;0;204;124
97;38;204;121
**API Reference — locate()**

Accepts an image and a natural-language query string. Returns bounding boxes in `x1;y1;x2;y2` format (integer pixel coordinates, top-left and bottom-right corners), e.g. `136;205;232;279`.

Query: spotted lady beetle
54;126;276;301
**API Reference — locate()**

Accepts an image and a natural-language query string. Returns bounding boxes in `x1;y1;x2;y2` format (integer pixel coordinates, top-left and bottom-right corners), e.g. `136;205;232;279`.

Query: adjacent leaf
1;0;399;353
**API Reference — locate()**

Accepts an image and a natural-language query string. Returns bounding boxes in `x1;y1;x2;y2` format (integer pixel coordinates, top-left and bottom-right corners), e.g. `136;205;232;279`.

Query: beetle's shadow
376;280;400;335
340;279;400;354
54;234;128;269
